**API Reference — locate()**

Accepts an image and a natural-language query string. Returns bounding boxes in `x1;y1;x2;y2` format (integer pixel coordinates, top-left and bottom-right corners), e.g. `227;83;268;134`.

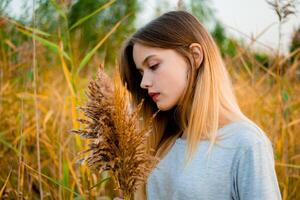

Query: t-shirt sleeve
232;141;282;200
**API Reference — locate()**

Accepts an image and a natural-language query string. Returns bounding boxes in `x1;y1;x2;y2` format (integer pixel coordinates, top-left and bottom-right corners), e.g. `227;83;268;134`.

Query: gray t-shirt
146;120;281;200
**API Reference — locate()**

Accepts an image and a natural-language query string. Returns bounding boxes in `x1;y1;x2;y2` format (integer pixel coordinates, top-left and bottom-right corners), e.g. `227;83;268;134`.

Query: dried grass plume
71;65;157;200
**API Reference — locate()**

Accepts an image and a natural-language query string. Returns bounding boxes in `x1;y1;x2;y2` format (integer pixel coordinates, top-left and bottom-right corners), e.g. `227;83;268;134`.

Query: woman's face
132;43;189;111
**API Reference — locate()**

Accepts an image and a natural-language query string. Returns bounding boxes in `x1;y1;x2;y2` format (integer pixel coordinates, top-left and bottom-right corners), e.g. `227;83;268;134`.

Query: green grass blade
7;18;51;37
89;177;111;190
17;27;71;61
63;160;70;188
73;196;85;200
0;131;19;155
69;0;116;31
23;162;83;197
77;12;131;74
49;0;67;21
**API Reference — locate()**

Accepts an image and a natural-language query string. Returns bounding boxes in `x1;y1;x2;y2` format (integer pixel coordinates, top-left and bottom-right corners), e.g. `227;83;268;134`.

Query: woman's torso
146;120;281;200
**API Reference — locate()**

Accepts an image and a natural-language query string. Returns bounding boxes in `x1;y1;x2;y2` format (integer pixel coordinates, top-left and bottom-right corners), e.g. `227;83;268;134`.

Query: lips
149;92;160;102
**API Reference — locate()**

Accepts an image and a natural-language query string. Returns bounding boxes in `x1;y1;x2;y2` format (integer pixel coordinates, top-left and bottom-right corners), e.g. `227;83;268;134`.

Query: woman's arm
232;140;282;200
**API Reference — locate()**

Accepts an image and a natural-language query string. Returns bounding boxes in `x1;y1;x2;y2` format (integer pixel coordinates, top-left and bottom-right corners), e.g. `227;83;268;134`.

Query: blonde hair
118;10;249;199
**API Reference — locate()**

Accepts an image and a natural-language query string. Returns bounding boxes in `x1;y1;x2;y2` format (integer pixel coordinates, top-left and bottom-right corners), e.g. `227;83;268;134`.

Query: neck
180;115;231;139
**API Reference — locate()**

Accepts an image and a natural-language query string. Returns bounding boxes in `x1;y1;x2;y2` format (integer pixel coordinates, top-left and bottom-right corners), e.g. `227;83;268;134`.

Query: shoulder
218;120;272;150
225;121;281;199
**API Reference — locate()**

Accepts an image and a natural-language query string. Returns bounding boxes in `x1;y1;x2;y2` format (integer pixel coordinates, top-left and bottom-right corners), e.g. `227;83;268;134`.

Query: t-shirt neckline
176;120;246;144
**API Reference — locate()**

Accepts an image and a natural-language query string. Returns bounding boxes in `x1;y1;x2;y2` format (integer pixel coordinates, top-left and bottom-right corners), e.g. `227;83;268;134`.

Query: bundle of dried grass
71;65;157;200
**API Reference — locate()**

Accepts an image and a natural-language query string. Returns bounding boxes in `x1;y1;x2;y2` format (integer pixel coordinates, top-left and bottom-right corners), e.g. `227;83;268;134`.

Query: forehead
132;43;171;68
133;43;159;54
133;43;158;61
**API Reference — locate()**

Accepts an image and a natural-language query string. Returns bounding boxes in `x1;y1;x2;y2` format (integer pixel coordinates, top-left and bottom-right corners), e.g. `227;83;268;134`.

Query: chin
157;103;174;111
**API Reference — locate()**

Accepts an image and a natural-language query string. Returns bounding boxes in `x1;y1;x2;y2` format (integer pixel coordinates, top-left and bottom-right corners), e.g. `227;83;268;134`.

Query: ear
189;43;203;69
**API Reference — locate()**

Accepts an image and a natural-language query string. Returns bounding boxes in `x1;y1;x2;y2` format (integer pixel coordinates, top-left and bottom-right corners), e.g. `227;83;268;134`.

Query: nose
140;71;152;89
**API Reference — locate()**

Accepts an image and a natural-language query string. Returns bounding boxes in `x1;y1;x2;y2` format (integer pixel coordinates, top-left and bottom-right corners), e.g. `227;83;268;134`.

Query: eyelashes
139;64;160;76
149;64;159;70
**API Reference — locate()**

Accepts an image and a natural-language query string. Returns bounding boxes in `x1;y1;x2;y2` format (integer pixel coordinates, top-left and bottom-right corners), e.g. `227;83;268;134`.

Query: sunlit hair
119;10;250;198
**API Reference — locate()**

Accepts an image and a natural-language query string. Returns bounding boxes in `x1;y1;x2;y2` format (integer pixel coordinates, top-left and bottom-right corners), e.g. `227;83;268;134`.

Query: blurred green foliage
68;0;138;66
3;0;138;70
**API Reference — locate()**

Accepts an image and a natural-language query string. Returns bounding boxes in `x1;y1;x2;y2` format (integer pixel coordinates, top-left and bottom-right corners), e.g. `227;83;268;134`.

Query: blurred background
0;0;299;199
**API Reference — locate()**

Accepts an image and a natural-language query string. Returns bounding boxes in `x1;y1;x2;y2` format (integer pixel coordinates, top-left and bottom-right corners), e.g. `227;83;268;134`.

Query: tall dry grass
1;39;299;200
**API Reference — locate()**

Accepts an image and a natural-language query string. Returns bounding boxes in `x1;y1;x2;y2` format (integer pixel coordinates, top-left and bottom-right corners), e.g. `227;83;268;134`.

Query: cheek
155;60;189;92
171;70;188;90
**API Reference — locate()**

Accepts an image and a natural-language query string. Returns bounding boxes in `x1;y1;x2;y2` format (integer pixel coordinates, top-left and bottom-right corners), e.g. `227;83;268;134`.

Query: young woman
118;11;281;200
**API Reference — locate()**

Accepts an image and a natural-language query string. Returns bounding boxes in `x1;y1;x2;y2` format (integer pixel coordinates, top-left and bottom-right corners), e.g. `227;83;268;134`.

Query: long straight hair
118;10;249;198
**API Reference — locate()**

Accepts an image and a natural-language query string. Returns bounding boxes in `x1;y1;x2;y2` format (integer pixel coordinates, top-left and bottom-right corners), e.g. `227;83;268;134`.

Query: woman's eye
149;64;159;70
